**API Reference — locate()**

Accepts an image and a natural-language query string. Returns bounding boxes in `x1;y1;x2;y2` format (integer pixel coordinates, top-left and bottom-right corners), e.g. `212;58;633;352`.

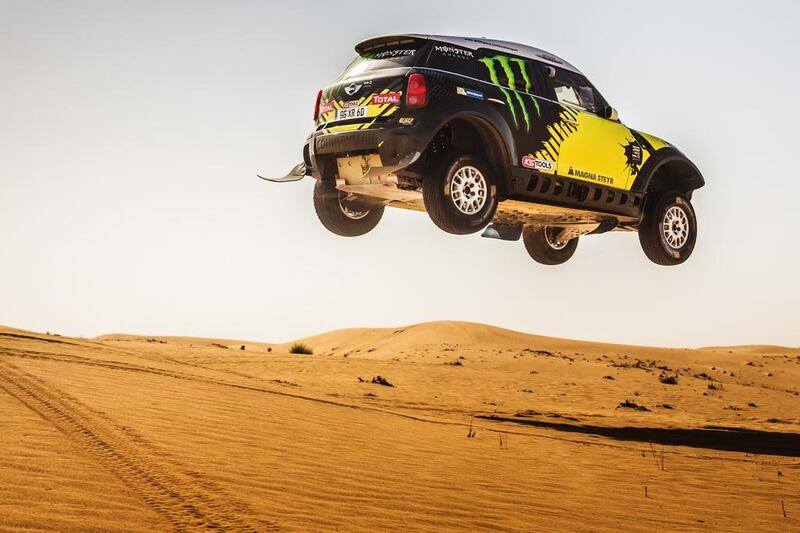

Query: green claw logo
478;55;541;132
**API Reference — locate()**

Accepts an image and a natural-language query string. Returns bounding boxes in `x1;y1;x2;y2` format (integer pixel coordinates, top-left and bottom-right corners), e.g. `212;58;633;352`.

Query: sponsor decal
344;82;362;96
621;140;643;175
456;87;484;100
342;100;361;109
478;55;541;132
463;38;516;52
538;53;564;65
434;45;475;60
371;92;401;105
370;49;417;59
567;166;614;185
521;155;555;174
319;101;335;115
399;117;414;125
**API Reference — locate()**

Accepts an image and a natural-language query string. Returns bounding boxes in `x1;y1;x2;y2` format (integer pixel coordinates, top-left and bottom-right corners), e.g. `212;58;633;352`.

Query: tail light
406;73;427;108
313;89;323;121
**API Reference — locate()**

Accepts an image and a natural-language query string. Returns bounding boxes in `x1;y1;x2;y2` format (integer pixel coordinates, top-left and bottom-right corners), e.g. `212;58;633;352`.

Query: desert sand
1;321;798;531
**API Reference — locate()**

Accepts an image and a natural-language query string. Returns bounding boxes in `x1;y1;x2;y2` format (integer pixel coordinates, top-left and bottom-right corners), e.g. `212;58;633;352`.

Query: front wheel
313;179;384;237
523;227;578;265
638;190;697;265
423;154;498;235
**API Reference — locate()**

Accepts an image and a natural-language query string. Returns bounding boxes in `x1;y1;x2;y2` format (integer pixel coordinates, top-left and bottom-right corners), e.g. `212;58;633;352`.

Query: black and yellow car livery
264;34;704;266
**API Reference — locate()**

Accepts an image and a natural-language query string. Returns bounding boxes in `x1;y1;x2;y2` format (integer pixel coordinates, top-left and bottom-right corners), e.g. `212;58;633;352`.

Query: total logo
371;92;401;105
521;155;555;174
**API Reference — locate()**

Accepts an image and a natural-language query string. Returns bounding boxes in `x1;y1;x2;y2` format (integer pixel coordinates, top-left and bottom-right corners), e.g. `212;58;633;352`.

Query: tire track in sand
0;360;278;532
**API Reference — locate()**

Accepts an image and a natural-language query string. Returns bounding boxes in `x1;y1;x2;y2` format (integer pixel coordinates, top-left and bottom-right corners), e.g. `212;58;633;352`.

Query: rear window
338;43;426;79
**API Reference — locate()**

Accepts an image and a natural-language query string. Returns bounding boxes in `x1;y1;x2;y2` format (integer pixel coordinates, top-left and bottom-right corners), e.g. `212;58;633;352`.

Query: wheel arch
420;110;517;198
631;148;705;199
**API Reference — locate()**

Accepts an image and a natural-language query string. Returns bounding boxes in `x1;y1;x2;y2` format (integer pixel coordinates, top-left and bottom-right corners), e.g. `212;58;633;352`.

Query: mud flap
481;223;523;241
257;162;307;183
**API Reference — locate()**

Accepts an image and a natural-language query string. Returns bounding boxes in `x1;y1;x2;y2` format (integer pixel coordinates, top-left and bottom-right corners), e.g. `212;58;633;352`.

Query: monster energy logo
478;55;541;132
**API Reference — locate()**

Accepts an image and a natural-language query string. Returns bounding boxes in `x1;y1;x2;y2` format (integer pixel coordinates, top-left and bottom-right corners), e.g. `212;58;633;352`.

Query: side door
539;66;643;190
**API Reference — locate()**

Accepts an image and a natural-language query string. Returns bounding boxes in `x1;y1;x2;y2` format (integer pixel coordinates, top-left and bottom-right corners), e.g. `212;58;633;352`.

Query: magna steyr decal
478;55;541;132
567;166;614;185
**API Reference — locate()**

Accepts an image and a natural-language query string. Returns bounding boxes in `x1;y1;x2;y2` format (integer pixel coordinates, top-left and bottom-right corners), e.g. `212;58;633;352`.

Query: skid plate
387;196;637;230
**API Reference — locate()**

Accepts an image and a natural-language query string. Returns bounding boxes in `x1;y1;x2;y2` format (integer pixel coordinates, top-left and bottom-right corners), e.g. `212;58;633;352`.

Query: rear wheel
523;227;578;265
423;154;498;235
638;190;697;265
313;179;384;237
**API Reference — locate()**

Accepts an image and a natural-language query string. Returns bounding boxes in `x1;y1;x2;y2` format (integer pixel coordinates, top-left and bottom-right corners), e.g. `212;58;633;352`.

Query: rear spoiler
355;34;428;55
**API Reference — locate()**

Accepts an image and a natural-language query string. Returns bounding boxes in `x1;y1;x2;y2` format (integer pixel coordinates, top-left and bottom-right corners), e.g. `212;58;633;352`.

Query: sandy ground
1;321;798;532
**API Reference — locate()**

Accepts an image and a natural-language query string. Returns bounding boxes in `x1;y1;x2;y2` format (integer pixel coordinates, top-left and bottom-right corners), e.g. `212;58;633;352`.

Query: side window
425;45;547;98
545;66;604;114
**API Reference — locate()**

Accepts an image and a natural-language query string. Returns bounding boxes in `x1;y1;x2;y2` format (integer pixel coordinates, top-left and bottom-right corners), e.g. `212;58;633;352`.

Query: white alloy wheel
662;205;689;249
450;165;487;215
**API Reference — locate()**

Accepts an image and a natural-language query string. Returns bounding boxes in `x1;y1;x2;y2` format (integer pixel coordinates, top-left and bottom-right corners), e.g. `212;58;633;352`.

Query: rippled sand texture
1;322;798;531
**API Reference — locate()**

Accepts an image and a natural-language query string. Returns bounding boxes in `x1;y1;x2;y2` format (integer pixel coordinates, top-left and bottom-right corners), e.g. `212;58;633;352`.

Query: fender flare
420;108;518;197
629;147;705;195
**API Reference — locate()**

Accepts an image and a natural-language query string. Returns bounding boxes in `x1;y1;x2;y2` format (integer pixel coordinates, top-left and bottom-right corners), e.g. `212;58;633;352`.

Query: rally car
262;34;704;265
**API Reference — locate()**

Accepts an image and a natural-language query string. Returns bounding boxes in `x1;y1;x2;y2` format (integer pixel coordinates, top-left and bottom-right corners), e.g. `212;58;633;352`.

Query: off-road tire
638;190;697;265
423;154;498;235
523;227;579;265
313;179;384;237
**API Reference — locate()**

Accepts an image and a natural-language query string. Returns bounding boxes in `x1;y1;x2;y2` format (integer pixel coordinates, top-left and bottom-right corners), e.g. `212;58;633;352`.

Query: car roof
355;34;583;75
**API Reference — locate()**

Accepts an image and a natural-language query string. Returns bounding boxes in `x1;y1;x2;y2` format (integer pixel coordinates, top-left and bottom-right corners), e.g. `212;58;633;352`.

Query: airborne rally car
262;34;704;265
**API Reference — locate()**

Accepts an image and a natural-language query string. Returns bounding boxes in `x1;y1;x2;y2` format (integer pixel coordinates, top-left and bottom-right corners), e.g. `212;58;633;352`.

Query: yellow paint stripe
554;122;570;140
546;127;561;147
544;142;558;160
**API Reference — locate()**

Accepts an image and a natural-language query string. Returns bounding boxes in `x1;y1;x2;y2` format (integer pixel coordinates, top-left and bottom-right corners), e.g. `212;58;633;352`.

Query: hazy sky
2;0;799;347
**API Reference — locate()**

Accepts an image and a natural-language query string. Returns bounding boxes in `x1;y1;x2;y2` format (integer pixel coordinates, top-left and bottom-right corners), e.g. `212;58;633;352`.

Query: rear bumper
303;123;432;180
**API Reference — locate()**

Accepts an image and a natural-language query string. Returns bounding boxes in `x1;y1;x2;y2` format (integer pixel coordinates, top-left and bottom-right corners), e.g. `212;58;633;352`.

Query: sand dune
1;322;798;531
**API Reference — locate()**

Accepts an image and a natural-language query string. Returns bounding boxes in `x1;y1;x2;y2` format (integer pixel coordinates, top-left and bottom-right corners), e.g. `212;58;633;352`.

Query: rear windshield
339;43;427;79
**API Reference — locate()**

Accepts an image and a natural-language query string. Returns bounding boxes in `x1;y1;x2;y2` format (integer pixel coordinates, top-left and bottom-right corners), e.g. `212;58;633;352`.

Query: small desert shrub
289;343;313;355
658;373;678;385
371;376;394;387
617;400;651;412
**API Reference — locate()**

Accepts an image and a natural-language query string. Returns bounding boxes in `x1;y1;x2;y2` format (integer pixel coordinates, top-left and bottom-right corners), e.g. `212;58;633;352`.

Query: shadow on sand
478;415;800;457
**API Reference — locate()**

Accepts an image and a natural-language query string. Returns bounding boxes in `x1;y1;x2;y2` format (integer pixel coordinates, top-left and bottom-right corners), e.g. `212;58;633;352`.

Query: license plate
335;106;368;121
